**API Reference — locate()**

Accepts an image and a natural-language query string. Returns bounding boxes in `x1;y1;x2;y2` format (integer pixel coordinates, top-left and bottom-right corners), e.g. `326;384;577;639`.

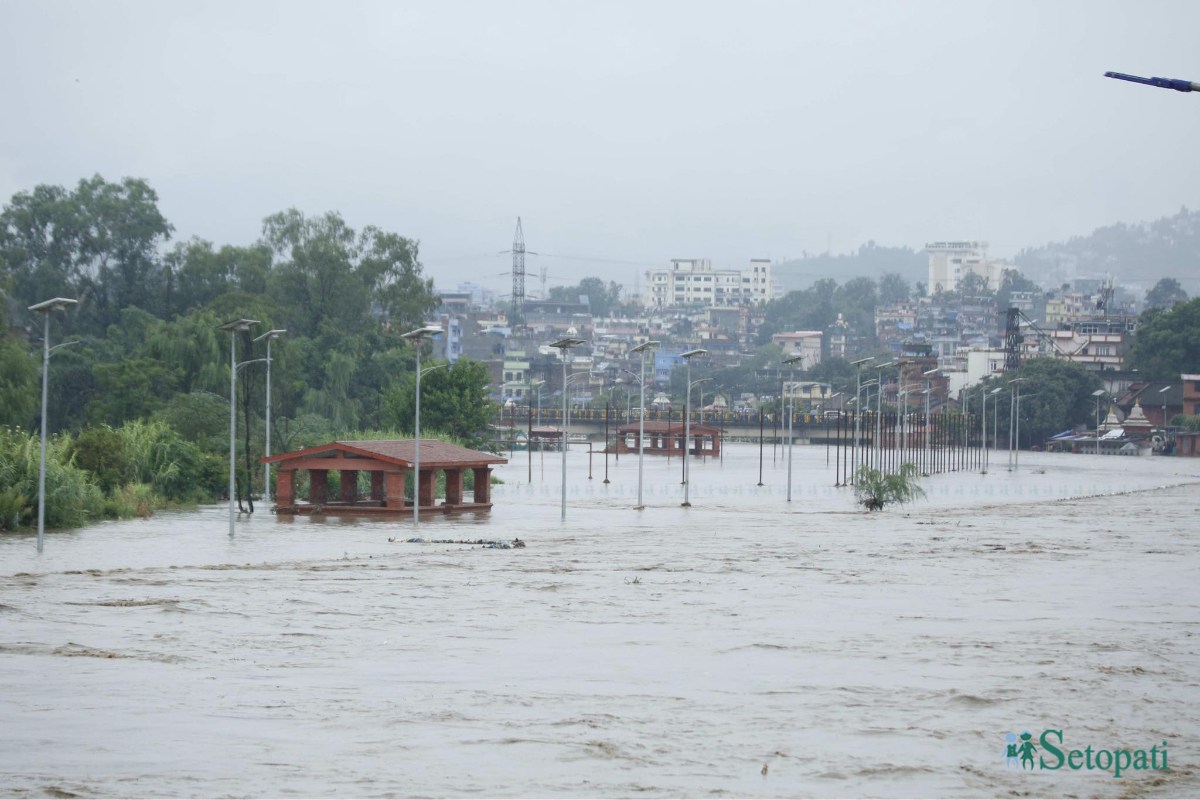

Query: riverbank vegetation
0;175;499;532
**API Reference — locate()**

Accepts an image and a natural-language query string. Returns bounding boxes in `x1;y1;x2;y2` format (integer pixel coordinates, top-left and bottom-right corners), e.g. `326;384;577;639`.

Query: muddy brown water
2;445;1198;797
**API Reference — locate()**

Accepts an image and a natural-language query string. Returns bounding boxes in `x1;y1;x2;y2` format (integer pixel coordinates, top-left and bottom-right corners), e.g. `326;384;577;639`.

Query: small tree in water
854;463;925;511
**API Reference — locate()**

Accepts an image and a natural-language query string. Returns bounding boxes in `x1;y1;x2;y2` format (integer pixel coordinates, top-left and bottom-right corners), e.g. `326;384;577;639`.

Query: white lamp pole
29;297;78;553
782;354;804;501
679;349;707;507
875;361;894;471
218;319;260;538
631;340;659;509
253;329;286;504
551;337;586;521
849;357;874;481
1092;388;1106;455
402;325;444;531
1008;377;1027;471
922;367;940;475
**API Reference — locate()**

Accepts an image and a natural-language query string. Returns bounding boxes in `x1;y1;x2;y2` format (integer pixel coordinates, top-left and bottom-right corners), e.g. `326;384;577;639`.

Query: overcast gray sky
2;0;1198;297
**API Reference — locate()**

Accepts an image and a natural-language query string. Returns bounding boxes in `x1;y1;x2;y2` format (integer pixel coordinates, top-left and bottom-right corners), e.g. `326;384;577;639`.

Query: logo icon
1004;731;1037;769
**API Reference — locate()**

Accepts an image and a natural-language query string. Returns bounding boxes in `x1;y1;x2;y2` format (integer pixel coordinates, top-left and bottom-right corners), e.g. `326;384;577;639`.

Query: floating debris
390;537;525;549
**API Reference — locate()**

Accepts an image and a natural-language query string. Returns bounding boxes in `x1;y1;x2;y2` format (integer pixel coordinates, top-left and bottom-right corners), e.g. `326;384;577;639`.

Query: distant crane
1105;71;1200;94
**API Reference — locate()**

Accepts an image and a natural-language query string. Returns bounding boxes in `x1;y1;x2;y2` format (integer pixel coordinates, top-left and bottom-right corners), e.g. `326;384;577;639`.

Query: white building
771;331;824;368
643;258;773;309
926;241;1007;295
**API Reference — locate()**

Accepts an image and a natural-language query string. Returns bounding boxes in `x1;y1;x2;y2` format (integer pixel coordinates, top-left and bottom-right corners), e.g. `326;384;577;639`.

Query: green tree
980;357;1101;447
1129;297;1200;380
0;175;173;332
878;272;911;305
69;425;130;493
383;358;497;449
0;338;38;429
547;276;623;317
854;463;925;511
358;227;439;331
997;268;1040;310
86;358;183;426
1144;277;1189;310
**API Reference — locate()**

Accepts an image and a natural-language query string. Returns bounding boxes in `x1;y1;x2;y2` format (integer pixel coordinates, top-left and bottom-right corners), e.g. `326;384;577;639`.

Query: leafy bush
853;463;926;511
0;426;104;529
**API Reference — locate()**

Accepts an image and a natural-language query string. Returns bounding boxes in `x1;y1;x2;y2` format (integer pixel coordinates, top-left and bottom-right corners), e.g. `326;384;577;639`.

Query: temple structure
261;440;506;516
614;421;722;458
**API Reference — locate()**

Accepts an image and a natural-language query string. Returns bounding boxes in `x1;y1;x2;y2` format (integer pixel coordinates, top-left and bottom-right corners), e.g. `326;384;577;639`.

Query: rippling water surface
2;445;1199;798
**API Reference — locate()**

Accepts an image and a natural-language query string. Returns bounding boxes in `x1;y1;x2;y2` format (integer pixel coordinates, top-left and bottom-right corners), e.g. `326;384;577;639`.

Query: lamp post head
990;387;1003;395
29;297;78;314
923;367;940;376
679;348;707;361
782;354;804;366
1008;377;1027;385
550;337;586;350
631;339;659;354
254;328;288;343
218;318;260;333
850;356;874;367
402;325;444;341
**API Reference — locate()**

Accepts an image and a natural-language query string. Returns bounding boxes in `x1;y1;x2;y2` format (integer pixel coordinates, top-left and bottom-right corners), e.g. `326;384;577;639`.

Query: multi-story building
771;331;824;368
644;258;773;310
925;241;1008;294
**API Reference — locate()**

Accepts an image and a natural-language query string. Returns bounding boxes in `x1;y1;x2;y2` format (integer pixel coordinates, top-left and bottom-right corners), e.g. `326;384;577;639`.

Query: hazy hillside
772;208;1200;297
1014;207;1200;295
773;242;926;294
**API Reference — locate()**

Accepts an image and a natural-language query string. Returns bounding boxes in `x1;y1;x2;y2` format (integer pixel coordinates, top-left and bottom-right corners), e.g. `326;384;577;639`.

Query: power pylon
511;218;525;328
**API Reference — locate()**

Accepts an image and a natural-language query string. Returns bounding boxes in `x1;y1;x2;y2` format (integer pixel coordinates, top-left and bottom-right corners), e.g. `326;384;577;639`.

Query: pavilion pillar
444;468;464;505
384;470;408;509
472;467;491;504
340;470;359;503
309;469;328;505
418;468;436;509
370;471;385;502
276;469;295;507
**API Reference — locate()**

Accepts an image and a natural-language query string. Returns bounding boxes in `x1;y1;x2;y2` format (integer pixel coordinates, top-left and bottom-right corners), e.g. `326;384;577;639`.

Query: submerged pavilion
261;440;507;516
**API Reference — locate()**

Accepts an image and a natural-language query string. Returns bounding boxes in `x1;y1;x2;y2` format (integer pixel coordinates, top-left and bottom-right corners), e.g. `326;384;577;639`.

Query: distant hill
1013;207;1200;296
773;242;926;294
772;208;1200;298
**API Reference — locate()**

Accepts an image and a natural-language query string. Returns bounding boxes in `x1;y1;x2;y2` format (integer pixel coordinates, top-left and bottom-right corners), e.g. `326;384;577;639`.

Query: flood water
2;443;1199;798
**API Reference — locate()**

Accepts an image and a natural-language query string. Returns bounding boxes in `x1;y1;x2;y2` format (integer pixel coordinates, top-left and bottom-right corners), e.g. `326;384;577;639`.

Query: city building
925;241;1008;294
771;331;823;368
643;258;773;310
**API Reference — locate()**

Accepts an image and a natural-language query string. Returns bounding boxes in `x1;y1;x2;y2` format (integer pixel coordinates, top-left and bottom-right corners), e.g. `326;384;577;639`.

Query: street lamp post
631;341;659;510
253;329;286;504
1092;389;1106;455
981;385;1001;473
1008;377;1027;471
402;325;444;531
29;297;78;553
218;318;260;538
991;386;1001;463
922;368;940;476
551;337;586;520
683;377;712;503
679;349;707;507
1159;384;1171;434
850;357;874;481
874;361;894;472
782;354;804;502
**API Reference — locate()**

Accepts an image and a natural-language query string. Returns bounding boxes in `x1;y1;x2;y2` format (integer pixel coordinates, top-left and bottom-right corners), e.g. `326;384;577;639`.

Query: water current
2;444;1199;797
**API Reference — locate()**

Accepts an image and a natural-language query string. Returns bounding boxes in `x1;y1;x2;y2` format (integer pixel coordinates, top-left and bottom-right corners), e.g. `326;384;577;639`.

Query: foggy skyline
2;0;1198;297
